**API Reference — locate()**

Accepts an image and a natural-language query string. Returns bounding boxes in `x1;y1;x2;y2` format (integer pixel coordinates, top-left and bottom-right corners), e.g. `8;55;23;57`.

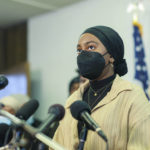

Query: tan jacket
148;85;150;98
52;75;150;150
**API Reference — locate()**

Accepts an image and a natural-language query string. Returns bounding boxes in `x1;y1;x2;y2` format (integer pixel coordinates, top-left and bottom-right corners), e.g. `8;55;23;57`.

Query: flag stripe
133;22;149;99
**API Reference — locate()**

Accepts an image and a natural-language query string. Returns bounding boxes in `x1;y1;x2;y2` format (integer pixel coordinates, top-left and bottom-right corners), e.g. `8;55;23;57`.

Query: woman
51;26;150;150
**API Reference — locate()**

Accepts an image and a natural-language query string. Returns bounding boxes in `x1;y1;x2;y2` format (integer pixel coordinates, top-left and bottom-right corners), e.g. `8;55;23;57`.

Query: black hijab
82;26;128;76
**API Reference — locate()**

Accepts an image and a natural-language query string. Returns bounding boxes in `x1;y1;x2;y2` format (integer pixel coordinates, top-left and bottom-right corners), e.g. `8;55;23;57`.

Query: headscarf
82;26;128;76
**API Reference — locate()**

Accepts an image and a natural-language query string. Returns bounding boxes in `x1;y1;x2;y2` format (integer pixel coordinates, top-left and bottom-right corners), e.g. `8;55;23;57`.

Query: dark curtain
0;22;27;72
0;30;5;71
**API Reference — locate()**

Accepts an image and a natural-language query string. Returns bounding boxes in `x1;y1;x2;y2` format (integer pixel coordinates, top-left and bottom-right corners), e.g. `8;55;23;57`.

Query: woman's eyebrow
86;41;98;45
77;41;98;48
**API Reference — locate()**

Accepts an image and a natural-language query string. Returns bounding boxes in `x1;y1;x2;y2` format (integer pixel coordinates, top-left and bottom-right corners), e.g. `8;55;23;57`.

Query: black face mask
77;50;107;80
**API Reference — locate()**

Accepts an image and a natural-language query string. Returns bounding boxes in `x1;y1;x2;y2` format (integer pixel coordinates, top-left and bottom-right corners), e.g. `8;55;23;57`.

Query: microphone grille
70;100;91;121
0;75;8;90
16;99;39;120
48;104;65;121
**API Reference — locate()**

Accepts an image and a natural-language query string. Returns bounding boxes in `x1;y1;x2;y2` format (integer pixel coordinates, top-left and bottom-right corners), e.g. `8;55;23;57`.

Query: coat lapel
92;75;133;112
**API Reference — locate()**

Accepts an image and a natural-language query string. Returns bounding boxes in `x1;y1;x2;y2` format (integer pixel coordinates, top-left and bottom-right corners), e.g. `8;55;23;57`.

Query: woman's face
77;33;112;64
70;82;80;95
77;33;114;80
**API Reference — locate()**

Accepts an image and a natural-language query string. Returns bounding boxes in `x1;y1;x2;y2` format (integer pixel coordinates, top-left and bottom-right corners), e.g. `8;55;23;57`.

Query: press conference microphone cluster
0;101;66;150
15;100;65;136
0;99;39;147
70;100;108;142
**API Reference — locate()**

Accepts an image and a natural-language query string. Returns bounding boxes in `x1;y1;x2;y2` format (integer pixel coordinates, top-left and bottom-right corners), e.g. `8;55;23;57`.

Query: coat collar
66;75;133;110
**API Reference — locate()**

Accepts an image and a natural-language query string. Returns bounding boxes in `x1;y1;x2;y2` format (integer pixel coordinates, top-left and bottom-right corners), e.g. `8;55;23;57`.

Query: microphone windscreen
48;104;65;121
0;103;5;109
0;75;8;90
0;123;13;146
70;101;91;121
16;99;39;120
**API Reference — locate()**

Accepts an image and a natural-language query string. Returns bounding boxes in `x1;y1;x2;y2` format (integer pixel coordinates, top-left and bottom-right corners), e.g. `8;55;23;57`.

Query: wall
28;0;150;119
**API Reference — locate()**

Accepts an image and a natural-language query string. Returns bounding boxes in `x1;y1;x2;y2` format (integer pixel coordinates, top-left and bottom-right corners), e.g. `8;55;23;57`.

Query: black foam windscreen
70;100;91;121
0;123;13;147
0;75;8;90
0;103;5;109
48;104;65;121
16;99;39;120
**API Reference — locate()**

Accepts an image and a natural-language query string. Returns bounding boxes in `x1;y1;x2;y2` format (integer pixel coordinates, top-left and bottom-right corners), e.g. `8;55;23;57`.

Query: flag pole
130;1;150;100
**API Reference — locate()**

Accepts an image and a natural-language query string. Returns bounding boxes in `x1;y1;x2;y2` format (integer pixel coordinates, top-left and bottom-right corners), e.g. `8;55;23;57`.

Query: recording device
38;104;65;133
0;75;8;90
16;99;39;120
70;100;108;142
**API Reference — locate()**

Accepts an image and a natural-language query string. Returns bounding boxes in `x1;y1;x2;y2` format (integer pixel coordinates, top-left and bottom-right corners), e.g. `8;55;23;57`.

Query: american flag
133;22;149;99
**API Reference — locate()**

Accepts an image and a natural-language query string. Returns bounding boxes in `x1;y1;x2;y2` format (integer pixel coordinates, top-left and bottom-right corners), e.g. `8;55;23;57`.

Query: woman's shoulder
114;75;145;92
112;75;149;104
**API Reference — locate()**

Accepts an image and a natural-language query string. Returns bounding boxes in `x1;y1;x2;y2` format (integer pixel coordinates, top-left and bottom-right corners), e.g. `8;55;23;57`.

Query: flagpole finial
127;0;145;22
133;13;138;23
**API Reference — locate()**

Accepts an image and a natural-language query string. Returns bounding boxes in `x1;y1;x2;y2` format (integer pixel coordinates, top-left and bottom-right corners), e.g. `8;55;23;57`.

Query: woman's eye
77;49;82;53
88;46;95;50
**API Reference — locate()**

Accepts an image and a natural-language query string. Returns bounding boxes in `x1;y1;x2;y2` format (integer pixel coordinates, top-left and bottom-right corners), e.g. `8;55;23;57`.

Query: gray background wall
27;0;150;119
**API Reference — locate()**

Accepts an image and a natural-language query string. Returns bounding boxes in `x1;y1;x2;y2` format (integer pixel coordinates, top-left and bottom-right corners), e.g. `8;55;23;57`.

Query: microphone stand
15;127;23;143
78;126;88;150
0;109;67;150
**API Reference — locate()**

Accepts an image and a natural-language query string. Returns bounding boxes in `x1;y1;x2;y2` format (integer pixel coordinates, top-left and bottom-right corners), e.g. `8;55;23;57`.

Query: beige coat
52;75;150;150
148;85;150;98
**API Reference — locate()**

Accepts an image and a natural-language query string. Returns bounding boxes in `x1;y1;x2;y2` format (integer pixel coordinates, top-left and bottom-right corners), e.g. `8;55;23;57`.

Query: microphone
0;103;5;109
0;109;67;150
38;104;65;133
0;116;13;147
0;75;8;90
15;99;39;144
16;99;39;120
70;100;108;142
0;123;13;147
